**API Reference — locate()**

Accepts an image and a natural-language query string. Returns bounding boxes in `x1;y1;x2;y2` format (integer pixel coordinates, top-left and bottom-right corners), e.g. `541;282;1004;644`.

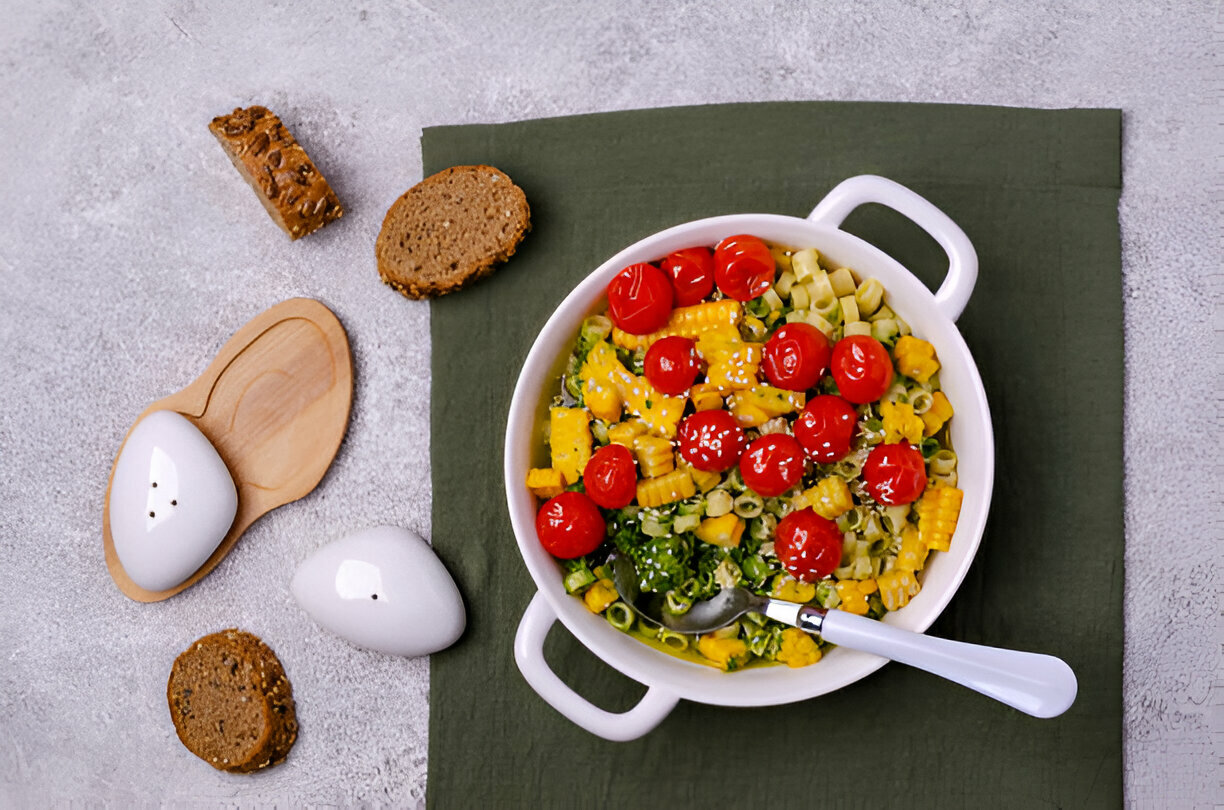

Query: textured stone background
0;1;1218;807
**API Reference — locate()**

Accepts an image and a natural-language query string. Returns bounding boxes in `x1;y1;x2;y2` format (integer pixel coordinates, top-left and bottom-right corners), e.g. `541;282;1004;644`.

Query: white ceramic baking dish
505;175;994;741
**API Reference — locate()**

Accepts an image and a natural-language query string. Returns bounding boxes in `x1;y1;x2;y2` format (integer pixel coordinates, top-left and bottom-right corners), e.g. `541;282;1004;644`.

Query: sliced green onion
741;554;769;584
749;513;777;542
677;497;706;517
563;565;597;594
815;579;841;609
673;513;701;534
665;589;692;615
590;419;610;445
605;602;634;632
658;630;689;651
733;492;764;519
640;511;672;538
580;314;613;344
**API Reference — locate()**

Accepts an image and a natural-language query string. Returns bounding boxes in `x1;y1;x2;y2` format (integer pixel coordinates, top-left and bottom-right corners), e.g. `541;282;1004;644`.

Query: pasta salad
526;236;964;671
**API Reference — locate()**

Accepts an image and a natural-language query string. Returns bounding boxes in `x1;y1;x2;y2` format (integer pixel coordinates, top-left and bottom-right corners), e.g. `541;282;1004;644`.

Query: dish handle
514;591;679;741
807;175;978;322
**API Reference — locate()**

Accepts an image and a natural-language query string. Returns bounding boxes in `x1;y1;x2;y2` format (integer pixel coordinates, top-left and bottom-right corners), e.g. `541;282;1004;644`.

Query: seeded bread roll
375;165;530;299
167;629;298;773
209;106;343;240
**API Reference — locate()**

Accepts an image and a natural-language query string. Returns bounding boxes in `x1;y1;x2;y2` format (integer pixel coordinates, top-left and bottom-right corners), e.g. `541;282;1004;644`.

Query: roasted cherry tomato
775;508;842;582
606;263;674;335
794;395;859;462
862;442;927;505
713;235;775;301
762;323;831;392
582;444;638;509
676;409;747;472
644;336;700;395
739;434;806;497
535;491;606;559
831;335;894;404
659;247;715;307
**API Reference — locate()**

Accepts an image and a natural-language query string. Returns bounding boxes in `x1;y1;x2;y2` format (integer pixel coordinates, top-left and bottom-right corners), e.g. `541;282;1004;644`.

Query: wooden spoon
102;297;353;602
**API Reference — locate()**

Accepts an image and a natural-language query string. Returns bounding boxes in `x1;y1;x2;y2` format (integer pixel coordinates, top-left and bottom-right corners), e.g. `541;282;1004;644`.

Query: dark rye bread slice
375;165;530;299
209;106;343;240
167;629;298;773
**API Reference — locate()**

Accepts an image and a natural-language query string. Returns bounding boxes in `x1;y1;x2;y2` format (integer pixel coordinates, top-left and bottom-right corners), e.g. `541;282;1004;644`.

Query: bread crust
167;629;298;773
375;165;530;299
209;106;343;240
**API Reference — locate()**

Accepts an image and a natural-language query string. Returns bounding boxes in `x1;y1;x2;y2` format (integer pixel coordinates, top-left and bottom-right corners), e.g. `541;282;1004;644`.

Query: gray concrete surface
0;1;1218;807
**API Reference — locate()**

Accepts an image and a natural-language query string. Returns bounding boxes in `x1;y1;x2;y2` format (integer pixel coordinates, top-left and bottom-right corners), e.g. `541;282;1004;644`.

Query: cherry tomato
676;410;747;472
606;263;674;335
583;444;638;509
775;508;842;582
535;491;606;559
830;335;894;404
643;336;700;395
659;247;715;307
862;442;927;505
762;323;831;392
794;395;859;462
739;434;806;497
713;235;775;301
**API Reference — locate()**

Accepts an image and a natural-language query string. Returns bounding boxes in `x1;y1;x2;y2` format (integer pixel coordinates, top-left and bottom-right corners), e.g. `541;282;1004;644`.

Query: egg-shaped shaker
292;526;466;657
108;410;238;592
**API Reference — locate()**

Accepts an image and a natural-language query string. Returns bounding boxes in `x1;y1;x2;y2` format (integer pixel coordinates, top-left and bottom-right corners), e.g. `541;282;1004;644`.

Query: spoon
609;555;1077;718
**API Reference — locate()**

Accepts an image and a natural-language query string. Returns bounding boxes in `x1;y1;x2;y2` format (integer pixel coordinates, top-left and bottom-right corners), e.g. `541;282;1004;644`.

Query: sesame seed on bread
375;165;530;299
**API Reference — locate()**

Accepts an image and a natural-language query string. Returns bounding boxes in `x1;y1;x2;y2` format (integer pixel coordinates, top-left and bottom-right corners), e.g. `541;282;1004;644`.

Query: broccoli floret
630;535;691;593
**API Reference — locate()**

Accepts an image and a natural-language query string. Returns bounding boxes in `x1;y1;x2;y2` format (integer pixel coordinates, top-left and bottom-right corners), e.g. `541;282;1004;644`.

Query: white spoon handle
812;608;1077;718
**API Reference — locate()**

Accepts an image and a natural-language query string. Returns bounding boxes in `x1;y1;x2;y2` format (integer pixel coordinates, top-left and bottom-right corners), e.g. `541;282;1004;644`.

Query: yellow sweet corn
771;574;817;603
725;385;806;428
679;459;721;493
893;335;940;383
582;578;619;613
915;484;963;552
582;377;622;422
633;435;675;478
697;327;764;391
581;341;685;438
621;377;686;439
696;633;750;671
525;467;565;499
835;579;877;615
776;628;823;668
894;525;929;572
611;300;742;351
549;407;592;485
792;477;854;519
689;383;725;412
921;391;954;436
877;569;921;611
636;469;696;508
694;513;745;548
881;399;924;444
607;419;648;448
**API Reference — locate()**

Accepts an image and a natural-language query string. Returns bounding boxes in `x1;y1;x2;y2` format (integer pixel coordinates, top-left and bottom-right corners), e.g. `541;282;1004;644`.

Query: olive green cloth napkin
426;102;1122;809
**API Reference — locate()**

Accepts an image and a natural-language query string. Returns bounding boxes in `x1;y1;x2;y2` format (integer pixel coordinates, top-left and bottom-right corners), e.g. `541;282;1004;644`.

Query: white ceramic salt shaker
109;410;238;592
292;525;466;657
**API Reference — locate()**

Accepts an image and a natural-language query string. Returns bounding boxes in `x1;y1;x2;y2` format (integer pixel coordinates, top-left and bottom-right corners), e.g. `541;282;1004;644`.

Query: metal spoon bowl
609;554;1078;719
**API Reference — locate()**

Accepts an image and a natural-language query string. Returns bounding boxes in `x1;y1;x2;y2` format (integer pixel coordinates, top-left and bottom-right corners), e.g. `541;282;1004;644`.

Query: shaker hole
171;500;177;506
149;511;155;517
371;594;378;600
151;482;157;488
